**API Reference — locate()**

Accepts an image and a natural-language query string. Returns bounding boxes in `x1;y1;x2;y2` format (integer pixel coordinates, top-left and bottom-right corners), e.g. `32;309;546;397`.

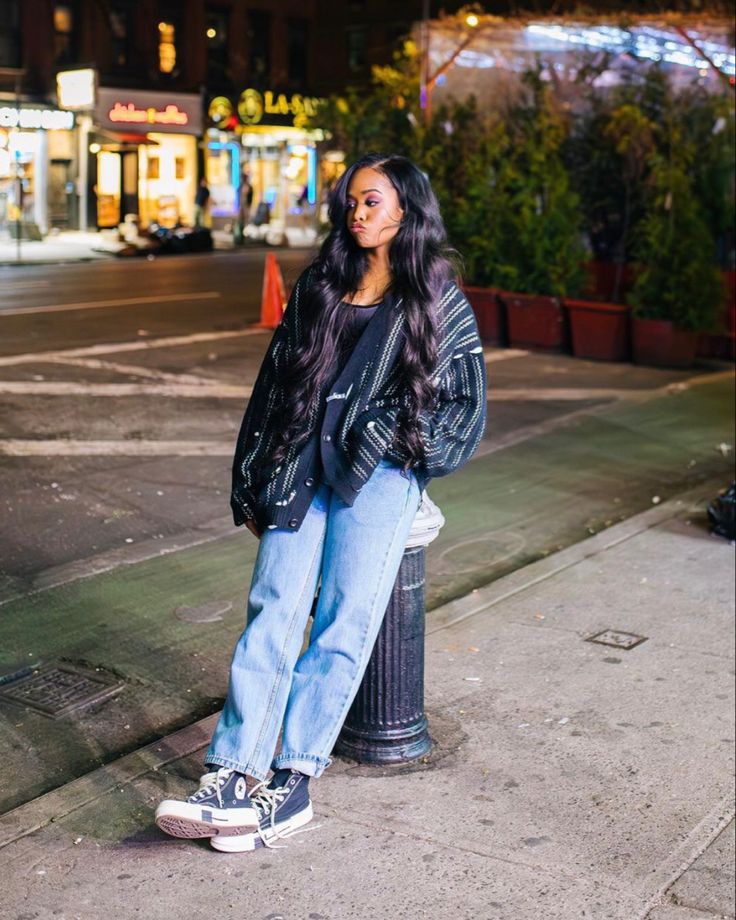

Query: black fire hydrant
333;492;445;765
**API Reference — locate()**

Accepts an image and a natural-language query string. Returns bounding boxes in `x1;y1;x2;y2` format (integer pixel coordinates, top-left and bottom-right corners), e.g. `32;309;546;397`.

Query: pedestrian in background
193;178;210;228
155;153;487;852
235;170;254;243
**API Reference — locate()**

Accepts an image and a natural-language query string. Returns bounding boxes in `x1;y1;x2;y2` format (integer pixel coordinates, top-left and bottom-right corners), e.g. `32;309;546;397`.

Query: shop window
0;0;21;68
158;21;176;74
54;2;78;66
288;18;308;89
346;27;367;73
109;1;133;72
248;10;271;89
147;156;160;180
174;157;185;180
206;6;229;88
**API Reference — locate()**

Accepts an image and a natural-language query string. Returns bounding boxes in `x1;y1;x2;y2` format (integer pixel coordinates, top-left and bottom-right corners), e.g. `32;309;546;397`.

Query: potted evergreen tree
628;152;723;367
489;71;587;352
563;102;655;361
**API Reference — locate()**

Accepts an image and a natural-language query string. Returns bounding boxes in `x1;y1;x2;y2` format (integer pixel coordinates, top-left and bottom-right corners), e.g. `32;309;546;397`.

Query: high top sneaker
155;767;259;839
210;768;315;852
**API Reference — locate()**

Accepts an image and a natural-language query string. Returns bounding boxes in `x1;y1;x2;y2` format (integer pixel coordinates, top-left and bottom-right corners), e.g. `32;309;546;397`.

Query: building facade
0;0;461;238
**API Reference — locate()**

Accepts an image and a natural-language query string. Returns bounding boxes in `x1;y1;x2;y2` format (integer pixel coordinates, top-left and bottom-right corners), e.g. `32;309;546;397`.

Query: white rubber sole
154;799;260;839
210;803;315;852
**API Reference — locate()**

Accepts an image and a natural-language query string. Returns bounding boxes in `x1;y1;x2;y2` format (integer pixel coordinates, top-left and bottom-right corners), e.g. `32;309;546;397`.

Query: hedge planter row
464;285;703;368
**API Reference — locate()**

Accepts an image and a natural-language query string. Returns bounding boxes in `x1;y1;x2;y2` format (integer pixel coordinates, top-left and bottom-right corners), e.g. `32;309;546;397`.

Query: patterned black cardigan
230;269;487;530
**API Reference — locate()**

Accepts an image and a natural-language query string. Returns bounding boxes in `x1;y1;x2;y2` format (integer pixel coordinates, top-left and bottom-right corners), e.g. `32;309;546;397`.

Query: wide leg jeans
206;458;422;781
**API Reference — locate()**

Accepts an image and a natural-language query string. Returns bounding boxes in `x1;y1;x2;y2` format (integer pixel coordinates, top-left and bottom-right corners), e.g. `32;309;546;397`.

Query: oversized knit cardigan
230;269;487;530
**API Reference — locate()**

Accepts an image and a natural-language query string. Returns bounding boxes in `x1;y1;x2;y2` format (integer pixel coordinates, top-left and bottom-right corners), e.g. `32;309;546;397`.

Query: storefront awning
92;128;160;151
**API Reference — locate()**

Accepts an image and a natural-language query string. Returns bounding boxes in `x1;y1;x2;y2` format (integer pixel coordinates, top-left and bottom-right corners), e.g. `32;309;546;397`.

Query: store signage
108;102;189;127
0;106;74;131
96;88;202;135
57;68;96;110
208;89;325;130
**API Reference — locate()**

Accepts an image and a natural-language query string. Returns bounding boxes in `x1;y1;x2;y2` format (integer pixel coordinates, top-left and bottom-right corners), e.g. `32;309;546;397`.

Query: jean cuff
205;751;269;783
271;751;331;778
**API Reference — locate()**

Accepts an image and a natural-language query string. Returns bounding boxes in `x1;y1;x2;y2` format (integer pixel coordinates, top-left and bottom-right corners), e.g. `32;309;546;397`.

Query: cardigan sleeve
414;342;487;478
382;284;488;479
230;272;304;525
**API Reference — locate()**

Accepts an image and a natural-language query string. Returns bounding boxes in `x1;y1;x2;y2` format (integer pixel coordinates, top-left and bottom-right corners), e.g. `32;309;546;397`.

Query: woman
155;153;487;851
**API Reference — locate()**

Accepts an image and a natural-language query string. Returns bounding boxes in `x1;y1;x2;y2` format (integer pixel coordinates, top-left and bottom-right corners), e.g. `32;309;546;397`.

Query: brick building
0;0;460;236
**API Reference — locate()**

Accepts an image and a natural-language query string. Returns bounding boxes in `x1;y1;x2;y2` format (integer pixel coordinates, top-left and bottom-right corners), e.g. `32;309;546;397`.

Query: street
0;250;734;920
0;251;731;600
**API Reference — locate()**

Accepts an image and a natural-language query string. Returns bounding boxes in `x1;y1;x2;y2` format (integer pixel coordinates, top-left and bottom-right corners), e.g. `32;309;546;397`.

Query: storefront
205;88;340;241
0;101;77;238
92;88;202;229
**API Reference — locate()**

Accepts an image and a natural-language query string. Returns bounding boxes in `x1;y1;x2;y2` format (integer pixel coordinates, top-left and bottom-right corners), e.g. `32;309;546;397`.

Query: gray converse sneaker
155;767;259;839
210;769;317;852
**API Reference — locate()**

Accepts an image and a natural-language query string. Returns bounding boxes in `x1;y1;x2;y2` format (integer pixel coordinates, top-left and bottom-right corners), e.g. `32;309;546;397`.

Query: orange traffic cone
255;253;286;329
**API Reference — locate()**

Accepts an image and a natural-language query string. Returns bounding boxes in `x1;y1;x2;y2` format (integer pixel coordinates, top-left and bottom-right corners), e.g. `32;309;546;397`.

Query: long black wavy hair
266;152;458;468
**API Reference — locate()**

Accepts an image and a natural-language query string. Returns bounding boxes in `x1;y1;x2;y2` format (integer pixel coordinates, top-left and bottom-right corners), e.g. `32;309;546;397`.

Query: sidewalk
0;228;314;265
1;482;733;920
0;230;126;265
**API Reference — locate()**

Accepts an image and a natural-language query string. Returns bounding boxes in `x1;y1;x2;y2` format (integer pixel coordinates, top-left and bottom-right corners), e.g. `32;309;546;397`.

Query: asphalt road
0;248;312;353
0;250;732;600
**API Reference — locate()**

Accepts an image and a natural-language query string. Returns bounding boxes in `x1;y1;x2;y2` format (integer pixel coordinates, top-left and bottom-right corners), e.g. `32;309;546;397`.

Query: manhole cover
585;629;648;650
0;662;124;718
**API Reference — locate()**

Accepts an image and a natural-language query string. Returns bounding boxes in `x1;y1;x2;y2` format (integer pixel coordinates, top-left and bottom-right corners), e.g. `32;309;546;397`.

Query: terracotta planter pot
564;298;631;362
498;290;567;352
462;285;506;345
696;270;736;361
584;260;637;302
631;317;699;368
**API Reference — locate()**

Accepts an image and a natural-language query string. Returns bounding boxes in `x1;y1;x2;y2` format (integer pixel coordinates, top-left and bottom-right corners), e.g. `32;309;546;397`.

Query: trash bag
253;201;270;227
707;482;736;541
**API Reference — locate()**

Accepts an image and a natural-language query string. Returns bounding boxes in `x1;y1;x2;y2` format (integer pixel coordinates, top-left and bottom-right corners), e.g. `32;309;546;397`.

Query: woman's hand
244;519;262;539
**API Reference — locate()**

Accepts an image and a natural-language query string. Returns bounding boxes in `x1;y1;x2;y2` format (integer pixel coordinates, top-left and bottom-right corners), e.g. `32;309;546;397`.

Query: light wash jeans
206;458;422;781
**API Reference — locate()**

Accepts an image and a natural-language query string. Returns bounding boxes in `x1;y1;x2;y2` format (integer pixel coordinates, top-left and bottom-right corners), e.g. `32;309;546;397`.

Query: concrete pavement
0;482;733;920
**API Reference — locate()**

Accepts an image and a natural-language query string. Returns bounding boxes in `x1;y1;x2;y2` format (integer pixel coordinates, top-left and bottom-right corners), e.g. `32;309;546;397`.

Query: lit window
54;3;76;64
158;21;176;73
54;4;73;34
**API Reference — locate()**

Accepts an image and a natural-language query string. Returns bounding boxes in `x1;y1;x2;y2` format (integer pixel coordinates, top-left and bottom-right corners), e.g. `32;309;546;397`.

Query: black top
310;299;383;488
332;300;382;380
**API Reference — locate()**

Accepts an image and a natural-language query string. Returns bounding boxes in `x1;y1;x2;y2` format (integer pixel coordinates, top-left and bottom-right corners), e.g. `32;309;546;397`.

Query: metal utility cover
0;662;124;719
585;629;648;650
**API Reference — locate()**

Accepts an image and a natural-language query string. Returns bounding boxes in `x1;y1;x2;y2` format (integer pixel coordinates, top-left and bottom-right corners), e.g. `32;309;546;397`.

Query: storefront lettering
211;90;324;129
0;106;74;131
108;102;190;127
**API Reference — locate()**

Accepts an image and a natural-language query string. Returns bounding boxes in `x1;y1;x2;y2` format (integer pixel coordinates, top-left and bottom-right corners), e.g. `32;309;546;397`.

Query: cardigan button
322;434;331;441
288;518;298;528
305;477;314;487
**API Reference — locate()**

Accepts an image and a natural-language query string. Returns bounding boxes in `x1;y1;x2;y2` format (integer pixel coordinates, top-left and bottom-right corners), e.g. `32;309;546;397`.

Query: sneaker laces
248;779;322;850
189;767;233;808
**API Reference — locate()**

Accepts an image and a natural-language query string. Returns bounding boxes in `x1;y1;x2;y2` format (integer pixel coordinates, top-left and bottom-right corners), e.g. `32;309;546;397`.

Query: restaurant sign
208;89;325;131
96;88;202;135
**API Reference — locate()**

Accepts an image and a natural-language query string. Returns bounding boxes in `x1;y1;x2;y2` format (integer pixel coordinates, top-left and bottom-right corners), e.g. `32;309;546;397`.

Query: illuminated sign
57;68;96;110
96;88;202;135
209;89;325;130
108;102;189;127
0;106;74;130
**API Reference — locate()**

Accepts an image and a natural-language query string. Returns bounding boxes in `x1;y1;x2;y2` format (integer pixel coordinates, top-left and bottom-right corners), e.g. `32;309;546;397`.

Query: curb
0;473;729;851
